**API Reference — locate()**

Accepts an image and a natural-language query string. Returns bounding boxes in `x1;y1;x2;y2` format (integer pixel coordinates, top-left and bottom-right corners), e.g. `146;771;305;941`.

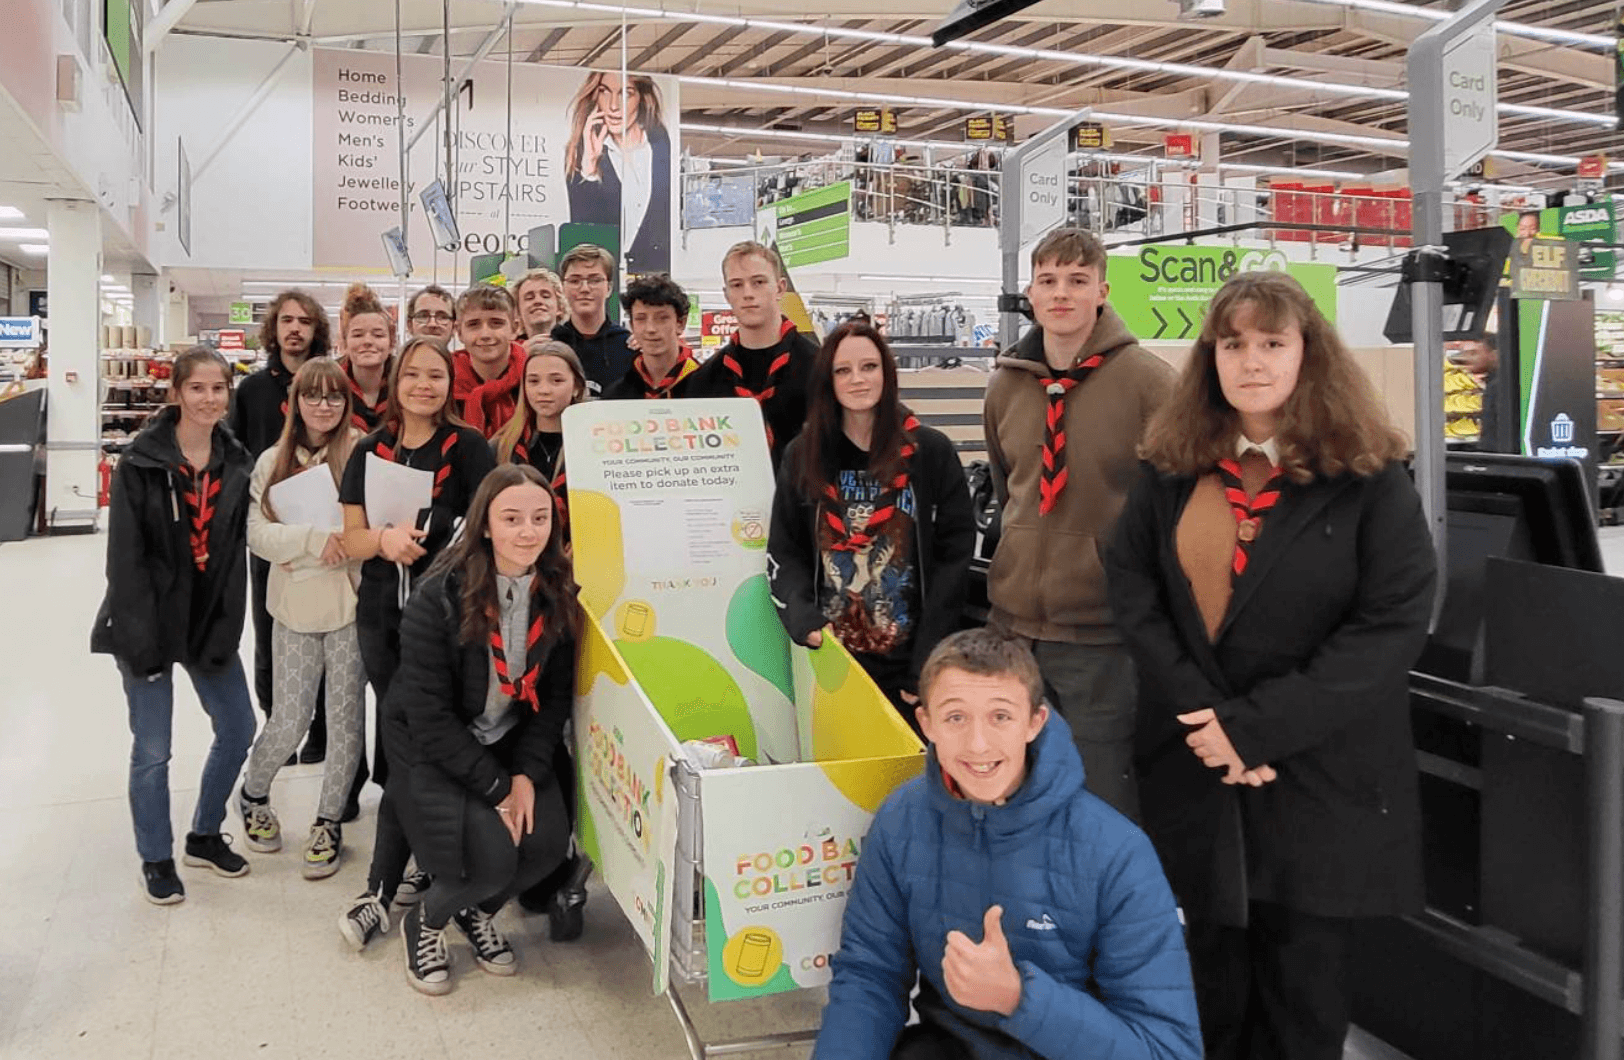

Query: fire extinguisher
98;457;111;507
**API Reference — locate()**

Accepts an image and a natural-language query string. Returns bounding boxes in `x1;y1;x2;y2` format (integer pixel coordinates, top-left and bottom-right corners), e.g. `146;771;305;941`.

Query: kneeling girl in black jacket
767;320;976;729
92;346;257;904
387;462;580;994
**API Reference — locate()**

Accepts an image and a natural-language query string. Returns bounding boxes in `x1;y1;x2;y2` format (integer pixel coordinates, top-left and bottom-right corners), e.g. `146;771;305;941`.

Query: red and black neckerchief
634;350;697;399
1037;352;1110;516
720;319;798;446
1215;456;1285;578
512;430;570;530
821;415;920;552
344;360;389;431
376;426;460;500
177;461;221;571
490;604;546;712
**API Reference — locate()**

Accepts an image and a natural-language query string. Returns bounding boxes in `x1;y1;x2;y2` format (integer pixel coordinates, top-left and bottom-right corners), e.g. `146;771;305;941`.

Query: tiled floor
0;532;821;1060
7;526;1621;1060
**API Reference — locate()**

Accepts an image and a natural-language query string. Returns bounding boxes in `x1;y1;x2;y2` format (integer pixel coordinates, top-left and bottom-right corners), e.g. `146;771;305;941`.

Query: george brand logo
1025;913;1057;931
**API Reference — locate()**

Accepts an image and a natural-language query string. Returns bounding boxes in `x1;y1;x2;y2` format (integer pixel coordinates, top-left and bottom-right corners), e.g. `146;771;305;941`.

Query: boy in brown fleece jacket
981;228;1172;820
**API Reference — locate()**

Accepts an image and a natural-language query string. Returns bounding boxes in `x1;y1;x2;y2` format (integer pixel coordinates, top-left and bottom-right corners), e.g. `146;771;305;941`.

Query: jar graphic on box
722;925;783;986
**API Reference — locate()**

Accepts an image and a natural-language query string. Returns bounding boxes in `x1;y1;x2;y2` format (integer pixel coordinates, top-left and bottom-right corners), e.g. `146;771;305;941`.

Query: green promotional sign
1500;203;1617;281
1106;246;1338;342
775;181;852;269
228;302;253;325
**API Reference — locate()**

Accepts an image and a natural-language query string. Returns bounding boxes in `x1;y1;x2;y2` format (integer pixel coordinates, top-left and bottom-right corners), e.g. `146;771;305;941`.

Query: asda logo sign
1135;246;1289;284
1565;207;1610;227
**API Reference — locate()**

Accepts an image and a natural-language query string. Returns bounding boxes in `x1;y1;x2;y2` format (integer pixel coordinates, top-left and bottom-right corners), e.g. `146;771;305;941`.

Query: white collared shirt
605;136;654;251
1235;435;1280;466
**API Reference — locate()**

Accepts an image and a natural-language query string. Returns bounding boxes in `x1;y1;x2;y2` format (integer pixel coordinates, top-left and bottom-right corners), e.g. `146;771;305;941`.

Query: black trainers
183;832;250;878
452;907;517;976
402;904;453;995
141;859;185;905
396;868;433;907
548;855;594;942
298;740;326;765
339;890;389;950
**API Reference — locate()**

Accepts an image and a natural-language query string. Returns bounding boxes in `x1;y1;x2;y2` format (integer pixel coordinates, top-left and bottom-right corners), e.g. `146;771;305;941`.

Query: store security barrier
565;397;925;1056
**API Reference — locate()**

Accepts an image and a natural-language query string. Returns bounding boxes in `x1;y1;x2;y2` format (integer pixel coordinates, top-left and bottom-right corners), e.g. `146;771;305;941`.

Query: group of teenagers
92;227;1436;1060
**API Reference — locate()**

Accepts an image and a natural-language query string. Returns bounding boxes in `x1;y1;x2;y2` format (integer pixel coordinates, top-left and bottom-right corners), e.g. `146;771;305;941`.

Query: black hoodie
550;318;635;397
230;353;295;458
684;319;816;469
91;406;254;674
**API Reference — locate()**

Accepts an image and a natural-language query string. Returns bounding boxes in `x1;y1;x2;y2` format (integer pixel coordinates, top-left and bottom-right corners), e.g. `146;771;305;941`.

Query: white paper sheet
266;465;343;531
363;453;434;530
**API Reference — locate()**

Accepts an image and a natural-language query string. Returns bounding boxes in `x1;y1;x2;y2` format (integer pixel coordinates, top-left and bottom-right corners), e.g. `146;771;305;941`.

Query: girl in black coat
767;320;976;730
492;340;597;935
92;346;257;904
335;337;496;949
1103;271;1437;1060
385;463;581;994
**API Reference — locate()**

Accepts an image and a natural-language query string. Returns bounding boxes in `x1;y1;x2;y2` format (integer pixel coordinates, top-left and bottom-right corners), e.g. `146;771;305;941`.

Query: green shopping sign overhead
1105;246;1338;342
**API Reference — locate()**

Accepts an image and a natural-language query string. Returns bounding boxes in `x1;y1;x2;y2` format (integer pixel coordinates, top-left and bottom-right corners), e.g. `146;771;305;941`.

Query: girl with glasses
237;360;365;879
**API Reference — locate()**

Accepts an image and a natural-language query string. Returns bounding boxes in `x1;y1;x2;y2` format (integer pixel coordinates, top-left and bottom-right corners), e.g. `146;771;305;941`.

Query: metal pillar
997;108;1092;350
1405;0;1505;585
1582;697;1624;1060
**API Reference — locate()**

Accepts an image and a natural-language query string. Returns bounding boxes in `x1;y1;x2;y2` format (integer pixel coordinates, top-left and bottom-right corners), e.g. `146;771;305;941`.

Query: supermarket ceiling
166;0;1621;184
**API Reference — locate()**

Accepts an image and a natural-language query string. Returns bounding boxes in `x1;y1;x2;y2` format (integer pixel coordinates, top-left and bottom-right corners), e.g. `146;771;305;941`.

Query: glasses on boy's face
300;393;346;407
564;276;607;290
410;310;454;323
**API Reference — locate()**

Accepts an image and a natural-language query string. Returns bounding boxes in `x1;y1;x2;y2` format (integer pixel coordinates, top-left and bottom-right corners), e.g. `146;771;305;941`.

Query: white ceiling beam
147;0;204;53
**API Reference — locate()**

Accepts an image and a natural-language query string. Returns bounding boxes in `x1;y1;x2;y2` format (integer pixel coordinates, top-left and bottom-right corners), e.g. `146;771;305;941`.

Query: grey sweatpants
1031;640;1140;822
243;622;365;823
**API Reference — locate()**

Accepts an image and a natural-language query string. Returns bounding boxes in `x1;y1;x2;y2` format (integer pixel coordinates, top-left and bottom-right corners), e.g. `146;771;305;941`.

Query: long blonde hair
261;359;358;522
493;340;588;464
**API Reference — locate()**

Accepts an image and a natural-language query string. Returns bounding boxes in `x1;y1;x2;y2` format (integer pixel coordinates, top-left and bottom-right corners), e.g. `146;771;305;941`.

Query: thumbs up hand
943;905;1023;1017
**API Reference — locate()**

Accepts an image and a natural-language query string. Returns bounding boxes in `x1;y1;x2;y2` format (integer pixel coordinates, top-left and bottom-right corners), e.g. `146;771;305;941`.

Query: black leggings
891;1023;972;1060
418;780;570;928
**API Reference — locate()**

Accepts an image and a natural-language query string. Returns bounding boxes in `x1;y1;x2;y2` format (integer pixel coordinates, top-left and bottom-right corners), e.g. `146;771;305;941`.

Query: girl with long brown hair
92;346;257;904
563;70;672;274
238;359;364;879
1105;270;1436;1060
383;463;582;993
766;320;976;727
335;337;496;945
492;339;585;534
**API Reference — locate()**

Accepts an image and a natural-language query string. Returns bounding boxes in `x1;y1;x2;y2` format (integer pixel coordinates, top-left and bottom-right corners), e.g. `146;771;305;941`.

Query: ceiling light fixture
0;228;51;241
525;1;1609;130
18;244;49;256
0;207;23;222
1286;0;1610;50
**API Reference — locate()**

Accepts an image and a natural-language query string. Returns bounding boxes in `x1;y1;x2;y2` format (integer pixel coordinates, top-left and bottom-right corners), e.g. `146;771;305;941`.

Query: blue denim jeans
119;656;257;864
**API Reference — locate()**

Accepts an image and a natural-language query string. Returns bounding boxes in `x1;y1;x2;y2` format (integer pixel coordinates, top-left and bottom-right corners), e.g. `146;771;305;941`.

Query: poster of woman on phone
564;71;674;276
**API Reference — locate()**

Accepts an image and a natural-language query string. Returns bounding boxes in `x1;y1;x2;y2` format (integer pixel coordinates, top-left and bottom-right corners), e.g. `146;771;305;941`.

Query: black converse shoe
183;832;250;877
403;904;453;995
339;891;390;950
141;859;185;905
395;868;433;906
452;907;517;976
548;855;594;942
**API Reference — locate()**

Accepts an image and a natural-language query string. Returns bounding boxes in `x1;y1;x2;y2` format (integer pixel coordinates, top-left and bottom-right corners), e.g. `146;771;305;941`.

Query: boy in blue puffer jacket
815;629;1201;1060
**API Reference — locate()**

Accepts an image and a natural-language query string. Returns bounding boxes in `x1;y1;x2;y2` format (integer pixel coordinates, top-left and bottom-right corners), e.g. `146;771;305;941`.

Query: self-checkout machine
562;395;924;1056
1356;5;1624;1058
